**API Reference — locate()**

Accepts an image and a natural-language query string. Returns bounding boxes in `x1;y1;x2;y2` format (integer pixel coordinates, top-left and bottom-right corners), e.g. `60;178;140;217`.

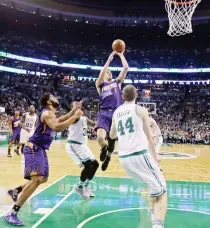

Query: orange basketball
112;39;126;53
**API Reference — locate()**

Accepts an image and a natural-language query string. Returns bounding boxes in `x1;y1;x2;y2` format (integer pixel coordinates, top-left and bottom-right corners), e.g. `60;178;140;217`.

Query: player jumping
95;51;129;171
5;93;83;226
7;111;21;157
66;101;99;199
109;85;167;228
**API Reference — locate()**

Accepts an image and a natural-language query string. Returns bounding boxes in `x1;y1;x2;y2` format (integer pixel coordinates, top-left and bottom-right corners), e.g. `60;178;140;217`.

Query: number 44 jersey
113;103;148;157
67;116;88;145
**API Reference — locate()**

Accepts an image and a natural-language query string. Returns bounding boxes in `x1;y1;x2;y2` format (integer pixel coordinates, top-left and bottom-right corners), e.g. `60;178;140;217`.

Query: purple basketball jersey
29;110;55;150
99;80;123;110
12;117;21;133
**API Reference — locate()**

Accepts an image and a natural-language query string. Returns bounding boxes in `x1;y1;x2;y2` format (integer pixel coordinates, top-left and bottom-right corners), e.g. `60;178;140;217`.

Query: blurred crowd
0;74;209;145
1;32;210;69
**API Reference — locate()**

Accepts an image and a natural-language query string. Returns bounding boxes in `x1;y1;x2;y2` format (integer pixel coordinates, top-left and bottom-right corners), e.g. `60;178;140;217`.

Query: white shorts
19;129;34;144
66;143;96;168
119;152;167;197
155;135;163;153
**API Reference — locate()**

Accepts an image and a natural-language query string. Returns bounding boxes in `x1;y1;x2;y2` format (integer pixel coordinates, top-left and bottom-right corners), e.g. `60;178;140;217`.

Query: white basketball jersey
113;103;148;157
68;116;88;145
24;113;37;130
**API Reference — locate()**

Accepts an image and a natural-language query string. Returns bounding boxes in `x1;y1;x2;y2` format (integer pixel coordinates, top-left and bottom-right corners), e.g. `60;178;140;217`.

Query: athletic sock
152;225;164;228
150;209;155;222
12;205;21;214
78;180;85;189
153;219;164;228
14;186;23;195
84;179;90;187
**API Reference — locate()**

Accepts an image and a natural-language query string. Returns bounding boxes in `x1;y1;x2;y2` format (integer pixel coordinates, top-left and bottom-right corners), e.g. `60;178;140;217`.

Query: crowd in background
1;32;210;69
0;74;209;145
0;25;209;145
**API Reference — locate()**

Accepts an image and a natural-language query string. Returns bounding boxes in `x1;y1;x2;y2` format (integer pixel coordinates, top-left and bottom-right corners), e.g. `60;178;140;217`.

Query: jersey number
83;128;87;136
117;117;134;136
25;123;33;128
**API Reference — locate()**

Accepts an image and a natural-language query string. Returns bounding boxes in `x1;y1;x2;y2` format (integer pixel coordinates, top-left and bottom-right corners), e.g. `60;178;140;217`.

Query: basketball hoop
165;0;201;37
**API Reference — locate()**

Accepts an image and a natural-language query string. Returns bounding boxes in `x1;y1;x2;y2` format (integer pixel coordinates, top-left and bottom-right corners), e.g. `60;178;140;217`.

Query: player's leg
82;146;99;197
8;131;17;157
8;140;14;157
142;153;167;228
14;134;21;155
95;113;111;161
66;143;90;198
8;182;29;202
119;152;167;228
5;144;49;226
96;128;108;161
5;176;46;226
101;136;116;171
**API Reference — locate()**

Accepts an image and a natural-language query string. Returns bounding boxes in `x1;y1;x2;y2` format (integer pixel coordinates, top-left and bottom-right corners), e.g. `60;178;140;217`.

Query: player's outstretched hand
72;101;82;112
116;51;125;57
74;109;83;118
108;51;116;63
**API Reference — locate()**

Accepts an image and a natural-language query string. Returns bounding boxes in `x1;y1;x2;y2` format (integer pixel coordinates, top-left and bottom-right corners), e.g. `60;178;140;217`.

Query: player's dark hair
40;93;51;107
122;85;138;101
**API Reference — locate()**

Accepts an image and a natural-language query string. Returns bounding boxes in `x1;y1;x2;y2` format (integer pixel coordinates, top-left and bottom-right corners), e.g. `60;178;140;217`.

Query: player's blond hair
122;85;138;101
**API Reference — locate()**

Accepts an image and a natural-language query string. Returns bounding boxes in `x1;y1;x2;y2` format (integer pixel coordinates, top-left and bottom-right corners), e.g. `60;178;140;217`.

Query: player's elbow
53;126;62;132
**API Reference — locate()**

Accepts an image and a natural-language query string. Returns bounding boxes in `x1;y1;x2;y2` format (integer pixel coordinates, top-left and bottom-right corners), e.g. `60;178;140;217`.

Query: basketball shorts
119;151;167;197
20;129;35;144
24;142;49;180
66;142;95;168
95;109;114;133
155;135;163;154
10;131;20;142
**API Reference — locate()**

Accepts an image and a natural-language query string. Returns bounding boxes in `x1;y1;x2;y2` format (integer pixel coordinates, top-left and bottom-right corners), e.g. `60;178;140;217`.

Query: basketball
112;39;126;53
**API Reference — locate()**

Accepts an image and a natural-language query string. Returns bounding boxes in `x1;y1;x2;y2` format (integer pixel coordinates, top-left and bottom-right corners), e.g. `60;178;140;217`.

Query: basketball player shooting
95;40;129;171
109;85;167;228
19;105;37;154
5;93;83;226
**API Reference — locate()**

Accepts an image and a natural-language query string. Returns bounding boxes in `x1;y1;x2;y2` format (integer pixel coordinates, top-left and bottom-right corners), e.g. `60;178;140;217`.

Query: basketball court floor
0;140;210;227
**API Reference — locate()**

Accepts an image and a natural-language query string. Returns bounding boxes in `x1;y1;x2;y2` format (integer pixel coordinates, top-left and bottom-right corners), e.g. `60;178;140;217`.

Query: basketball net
165;0;201;37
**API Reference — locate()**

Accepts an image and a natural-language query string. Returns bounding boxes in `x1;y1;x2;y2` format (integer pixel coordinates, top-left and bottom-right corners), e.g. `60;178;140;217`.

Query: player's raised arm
116;52;129;86
95;51;116;90
42;109;83;132
136;106;158;163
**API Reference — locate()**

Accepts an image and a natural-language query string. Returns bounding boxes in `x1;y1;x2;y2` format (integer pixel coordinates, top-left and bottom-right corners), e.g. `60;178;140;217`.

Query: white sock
153;225;164;228
153;219;164;228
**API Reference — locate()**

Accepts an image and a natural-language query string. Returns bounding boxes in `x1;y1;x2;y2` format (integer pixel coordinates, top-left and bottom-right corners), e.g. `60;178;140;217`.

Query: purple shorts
95;109;115;133
10;131;20;142
24;144;49;180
